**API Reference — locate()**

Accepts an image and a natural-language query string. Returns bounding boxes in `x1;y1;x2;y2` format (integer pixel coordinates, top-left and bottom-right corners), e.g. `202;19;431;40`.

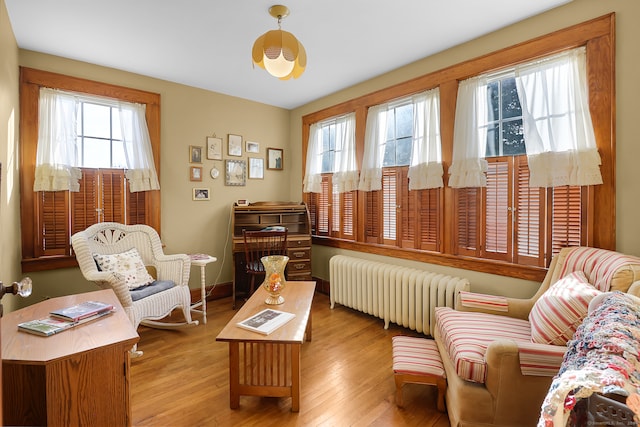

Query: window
303;15;614;282
20;68;161;272
305;115;357;239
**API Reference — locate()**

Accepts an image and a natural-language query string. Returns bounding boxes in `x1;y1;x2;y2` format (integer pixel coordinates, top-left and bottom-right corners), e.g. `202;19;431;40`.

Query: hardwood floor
130;291;450;426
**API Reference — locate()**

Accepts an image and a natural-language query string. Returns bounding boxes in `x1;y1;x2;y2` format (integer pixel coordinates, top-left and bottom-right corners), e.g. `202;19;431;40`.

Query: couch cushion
557;247;640;292
529;271;600;345
435;306;531;383
93;248;155;290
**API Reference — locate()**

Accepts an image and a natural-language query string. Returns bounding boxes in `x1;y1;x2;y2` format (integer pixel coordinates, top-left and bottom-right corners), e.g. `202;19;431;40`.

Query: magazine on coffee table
237;308;295;335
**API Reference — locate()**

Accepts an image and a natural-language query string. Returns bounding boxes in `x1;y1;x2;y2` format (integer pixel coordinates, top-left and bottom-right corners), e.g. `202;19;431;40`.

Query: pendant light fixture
251;5;306;80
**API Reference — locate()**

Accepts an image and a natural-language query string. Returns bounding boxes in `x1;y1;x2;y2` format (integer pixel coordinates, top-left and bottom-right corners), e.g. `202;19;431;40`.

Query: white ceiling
5;0;572;110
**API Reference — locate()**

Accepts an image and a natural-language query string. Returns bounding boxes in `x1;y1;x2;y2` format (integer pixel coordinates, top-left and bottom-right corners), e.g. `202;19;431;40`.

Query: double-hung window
20;68;161;272
452;48;600;267
359;88;443;250
304;113;357;239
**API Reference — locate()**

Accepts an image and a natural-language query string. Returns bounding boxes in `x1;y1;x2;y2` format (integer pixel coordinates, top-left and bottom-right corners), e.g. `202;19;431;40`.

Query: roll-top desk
231;202;312;305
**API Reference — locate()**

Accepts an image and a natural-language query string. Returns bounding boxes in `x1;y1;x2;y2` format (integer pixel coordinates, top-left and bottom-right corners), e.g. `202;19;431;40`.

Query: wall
15;52;292;305
0;0;22;312
290;0;640;298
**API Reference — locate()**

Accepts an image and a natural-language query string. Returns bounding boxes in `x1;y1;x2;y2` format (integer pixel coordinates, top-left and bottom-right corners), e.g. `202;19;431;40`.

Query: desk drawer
287;248;310;261
287;260;310;275
287;237;311;249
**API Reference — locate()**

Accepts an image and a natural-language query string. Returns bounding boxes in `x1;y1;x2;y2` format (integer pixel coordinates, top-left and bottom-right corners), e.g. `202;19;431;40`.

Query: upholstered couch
433;247;640;427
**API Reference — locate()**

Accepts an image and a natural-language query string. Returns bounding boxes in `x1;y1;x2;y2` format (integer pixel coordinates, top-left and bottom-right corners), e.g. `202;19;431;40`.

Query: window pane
501;78;521;119
112;141;127;169
82;137;111;168
486;123;500;157
396;136;412;166
383;140;396;167
395;104;413;138
487;81;499;122
502;119;525;155
83;103;111;138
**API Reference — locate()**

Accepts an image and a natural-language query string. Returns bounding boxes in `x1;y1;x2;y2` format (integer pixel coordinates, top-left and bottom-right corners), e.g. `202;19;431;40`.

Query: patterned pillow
529;271;601;345
93;248;154;290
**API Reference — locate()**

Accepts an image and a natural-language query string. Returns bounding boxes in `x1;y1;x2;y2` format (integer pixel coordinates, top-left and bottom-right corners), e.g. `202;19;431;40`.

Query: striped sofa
433;247;640;427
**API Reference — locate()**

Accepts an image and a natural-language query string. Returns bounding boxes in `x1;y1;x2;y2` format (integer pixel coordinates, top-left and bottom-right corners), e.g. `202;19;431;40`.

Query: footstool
392;335;446;412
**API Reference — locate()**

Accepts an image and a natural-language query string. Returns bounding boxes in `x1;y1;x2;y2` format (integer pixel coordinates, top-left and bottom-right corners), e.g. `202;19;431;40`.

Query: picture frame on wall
225;159;246;186
190;166;202;182
228;134;242;157
206;136;223;160
192;188;210;201
267;147;283;170
246;141;260;153
248;157;264;179
189;145;203;163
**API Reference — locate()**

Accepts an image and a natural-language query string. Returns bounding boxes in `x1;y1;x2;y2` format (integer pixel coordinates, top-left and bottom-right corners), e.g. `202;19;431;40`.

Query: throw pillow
93;248;154;290
529;271;601;345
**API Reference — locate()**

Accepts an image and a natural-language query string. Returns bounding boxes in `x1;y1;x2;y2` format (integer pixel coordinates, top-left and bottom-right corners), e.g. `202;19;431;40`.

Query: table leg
291;343;301;412
229;343;240;409
200;264;207;324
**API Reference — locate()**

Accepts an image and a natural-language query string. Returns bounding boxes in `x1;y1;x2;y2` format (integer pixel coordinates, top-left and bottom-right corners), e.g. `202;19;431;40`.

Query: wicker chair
71;222;198;356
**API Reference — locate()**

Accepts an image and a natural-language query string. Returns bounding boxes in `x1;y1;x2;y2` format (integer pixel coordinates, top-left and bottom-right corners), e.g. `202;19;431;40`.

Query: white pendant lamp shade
252;5;306;80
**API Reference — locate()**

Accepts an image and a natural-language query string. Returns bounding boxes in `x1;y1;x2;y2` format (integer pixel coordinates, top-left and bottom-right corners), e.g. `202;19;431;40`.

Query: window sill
22;256;79;273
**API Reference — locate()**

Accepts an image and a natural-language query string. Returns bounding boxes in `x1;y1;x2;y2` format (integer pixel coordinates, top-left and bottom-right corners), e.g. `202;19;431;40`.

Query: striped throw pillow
529;271;601;345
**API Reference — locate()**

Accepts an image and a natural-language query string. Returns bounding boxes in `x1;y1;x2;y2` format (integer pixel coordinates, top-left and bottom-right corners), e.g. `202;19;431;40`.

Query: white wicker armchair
71;222;198;356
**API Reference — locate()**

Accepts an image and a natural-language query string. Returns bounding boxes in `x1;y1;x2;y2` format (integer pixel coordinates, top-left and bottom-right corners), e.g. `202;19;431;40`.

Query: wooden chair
242;229;288;300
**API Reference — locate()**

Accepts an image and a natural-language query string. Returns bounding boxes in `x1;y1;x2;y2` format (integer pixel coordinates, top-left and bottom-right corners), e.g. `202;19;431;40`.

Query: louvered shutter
71;169;99;236
514;156;545;266
101;169;126;223
365;189;381;244
483;158;510;261
382;168;397;242
455;188;480;256
38;191;70;256
340;190;355;238
399;167;415;248
419;188;440;251
549;185;584;256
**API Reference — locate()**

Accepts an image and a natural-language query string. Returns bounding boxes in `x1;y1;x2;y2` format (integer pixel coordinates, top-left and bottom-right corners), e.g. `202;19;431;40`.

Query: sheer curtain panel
358;104;387;192
408;88;444;190
515;47;602;187
449;76;489;188
33;88;82;192
119;102;160;192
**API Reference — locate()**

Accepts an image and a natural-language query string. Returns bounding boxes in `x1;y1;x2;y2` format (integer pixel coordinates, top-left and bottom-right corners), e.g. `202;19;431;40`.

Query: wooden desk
1;289;139;426
216;281;316;412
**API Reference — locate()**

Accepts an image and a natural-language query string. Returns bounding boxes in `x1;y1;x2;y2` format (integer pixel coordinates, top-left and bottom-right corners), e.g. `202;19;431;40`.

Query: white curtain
119;102;160;192
303;113;358;194
515;47;602;187
449;76;489;188
408;88;443;190
358;104;387;191
33;88;82;191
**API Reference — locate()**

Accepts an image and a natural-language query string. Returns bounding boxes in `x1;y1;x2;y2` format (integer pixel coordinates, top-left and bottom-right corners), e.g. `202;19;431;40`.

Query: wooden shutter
399;167;415;248
340;190;355;239
482;158;510;261
382;168;397;243
101;169;126;223
455;188;480;256
418;188;440;251
331;182;340;235
365;189;381;244
514;156;545;266
549;185;584;256
127;189;147;225
71;169;99;236
37;191;70;256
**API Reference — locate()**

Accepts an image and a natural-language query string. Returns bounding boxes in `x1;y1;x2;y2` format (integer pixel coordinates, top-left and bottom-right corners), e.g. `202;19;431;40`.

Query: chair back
243;230;288;275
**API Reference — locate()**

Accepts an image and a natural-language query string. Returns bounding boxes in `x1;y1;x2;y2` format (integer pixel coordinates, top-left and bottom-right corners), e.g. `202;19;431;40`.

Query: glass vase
261;255;289;305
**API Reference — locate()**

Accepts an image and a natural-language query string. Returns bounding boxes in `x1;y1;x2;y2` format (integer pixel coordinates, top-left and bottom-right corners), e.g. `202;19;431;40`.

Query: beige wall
0;0;22;313
290;0;640;297
2;0;639;309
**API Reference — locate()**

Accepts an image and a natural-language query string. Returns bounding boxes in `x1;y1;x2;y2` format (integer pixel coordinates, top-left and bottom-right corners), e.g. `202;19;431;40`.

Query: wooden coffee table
216;281;316;412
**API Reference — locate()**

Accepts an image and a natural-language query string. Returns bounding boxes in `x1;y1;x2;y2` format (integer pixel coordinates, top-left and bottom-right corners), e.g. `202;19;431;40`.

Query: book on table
49;300;114;322
18;309;114;336
237;308;296;335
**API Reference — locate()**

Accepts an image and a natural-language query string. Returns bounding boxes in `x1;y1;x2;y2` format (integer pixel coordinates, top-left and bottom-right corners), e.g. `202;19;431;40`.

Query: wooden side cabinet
1;289;139;426
231;202;312;302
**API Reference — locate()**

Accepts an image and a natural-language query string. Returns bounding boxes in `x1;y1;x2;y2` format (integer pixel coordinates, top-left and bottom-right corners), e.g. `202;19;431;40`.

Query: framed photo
192;188;210;201
267;147;283;170
189;145;203;163
206;136;223;160
190;166;202;182
225;159;246;186
248;157;264;179
246;140;260;154
228;134;242;157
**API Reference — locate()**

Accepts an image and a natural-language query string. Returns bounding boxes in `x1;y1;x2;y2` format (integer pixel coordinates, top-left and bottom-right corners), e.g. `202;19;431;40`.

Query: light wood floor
130;291;450;426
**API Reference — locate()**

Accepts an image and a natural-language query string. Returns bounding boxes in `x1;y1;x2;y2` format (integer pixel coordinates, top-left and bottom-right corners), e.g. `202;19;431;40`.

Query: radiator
329;255;470;336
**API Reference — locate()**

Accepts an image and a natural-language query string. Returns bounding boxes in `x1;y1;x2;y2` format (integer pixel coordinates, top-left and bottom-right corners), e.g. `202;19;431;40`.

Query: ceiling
5;0;572;110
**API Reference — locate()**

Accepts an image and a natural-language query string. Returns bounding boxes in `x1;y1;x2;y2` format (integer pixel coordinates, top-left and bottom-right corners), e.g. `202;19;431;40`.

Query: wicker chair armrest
154;253;191;287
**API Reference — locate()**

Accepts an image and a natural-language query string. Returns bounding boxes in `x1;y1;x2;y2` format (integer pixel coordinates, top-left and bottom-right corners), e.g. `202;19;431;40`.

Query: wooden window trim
303;14;615;282
19;67;161;272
